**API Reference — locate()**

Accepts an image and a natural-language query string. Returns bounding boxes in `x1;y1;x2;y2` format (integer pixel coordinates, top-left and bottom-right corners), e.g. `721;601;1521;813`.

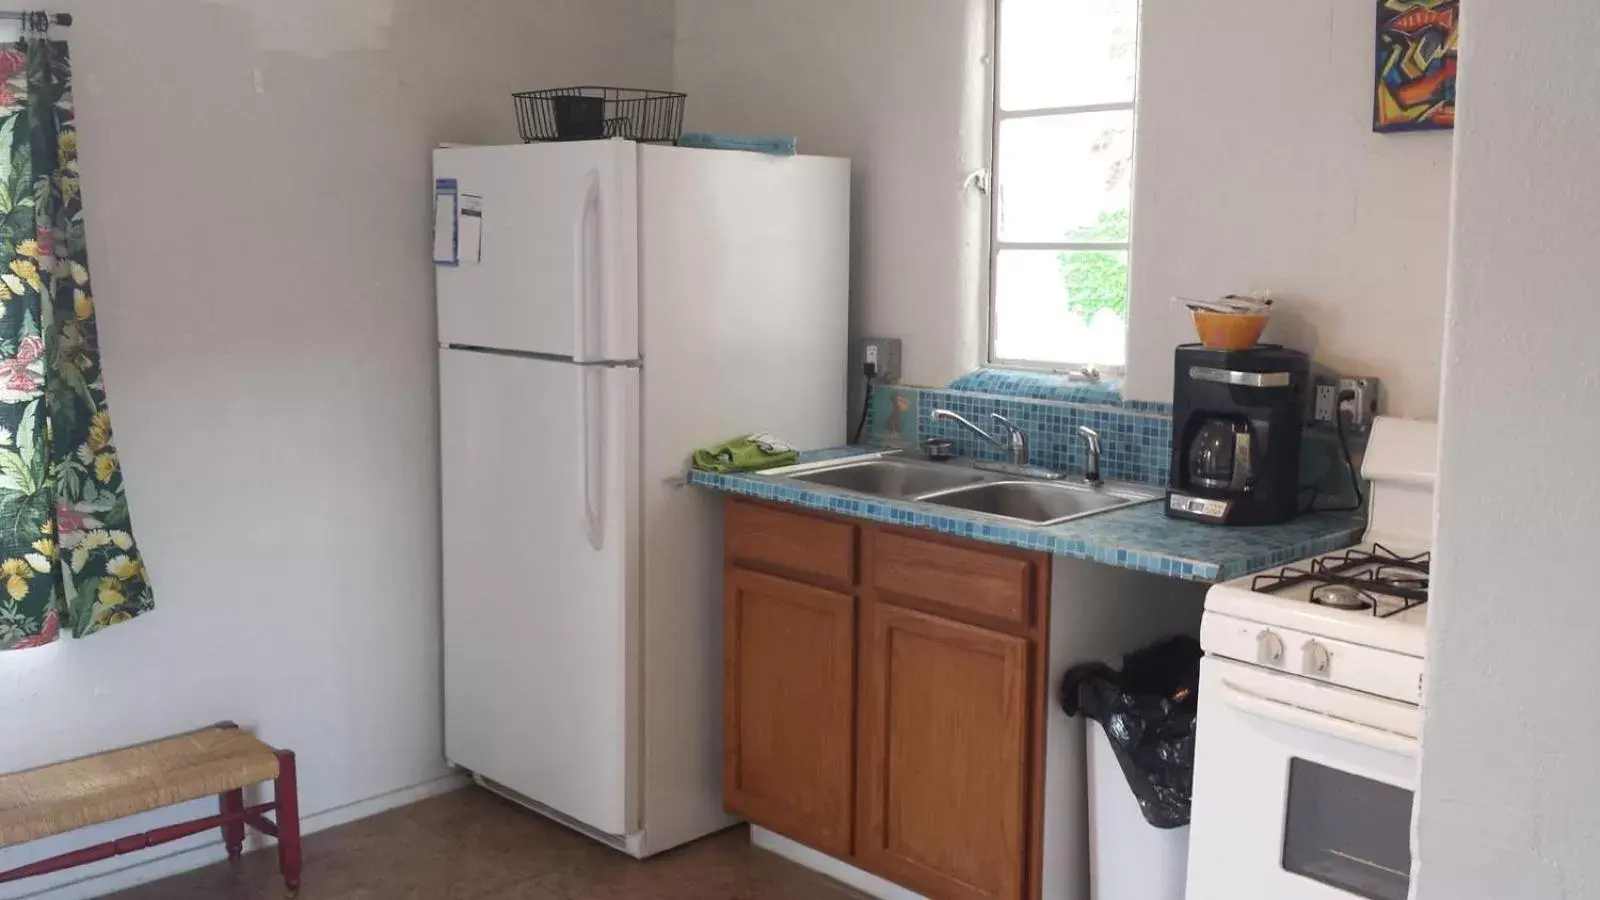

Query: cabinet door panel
858;602;1030;900
723;567;856;856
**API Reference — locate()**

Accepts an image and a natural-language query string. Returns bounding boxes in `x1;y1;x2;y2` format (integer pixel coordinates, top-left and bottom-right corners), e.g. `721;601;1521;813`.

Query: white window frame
985;0;1136;378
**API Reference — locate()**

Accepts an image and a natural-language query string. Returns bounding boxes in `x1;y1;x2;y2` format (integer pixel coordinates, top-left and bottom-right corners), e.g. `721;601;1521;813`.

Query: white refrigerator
435;139;849;857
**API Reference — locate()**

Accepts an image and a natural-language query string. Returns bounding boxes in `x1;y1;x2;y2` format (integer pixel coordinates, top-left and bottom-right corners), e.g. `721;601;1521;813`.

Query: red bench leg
219;788;245;860
274;750;302;895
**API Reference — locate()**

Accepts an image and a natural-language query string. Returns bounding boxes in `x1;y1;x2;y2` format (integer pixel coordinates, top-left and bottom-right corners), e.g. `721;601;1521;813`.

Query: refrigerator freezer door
441;348;640;836
434;142;639;362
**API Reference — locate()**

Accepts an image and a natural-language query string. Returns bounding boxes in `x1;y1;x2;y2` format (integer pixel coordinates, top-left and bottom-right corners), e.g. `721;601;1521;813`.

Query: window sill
948;367;1144;408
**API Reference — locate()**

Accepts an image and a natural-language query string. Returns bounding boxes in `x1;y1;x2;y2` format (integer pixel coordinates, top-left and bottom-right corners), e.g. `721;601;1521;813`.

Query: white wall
1414;5;1600;897
674;0;990;389
0;2;673;897
676;0;1453;417
1123;0;1452;416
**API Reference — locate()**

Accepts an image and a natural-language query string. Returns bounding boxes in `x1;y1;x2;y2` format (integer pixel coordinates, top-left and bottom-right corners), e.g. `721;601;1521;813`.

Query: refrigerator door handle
573;168;602;363
579;367;605;551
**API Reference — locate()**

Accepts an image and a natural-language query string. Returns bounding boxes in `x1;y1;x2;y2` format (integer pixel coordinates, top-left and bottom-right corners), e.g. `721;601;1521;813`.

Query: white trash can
1086;724;1190;900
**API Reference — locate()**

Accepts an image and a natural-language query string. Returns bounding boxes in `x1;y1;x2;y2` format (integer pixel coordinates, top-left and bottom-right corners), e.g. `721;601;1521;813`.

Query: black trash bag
1061;636;1202;829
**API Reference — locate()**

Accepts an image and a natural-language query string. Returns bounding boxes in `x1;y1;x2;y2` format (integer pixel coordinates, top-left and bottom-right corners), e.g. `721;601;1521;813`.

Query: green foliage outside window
1057;209;1129;323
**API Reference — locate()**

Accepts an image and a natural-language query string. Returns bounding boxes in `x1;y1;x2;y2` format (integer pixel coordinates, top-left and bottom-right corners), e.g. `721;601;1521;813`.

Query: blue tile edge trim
688;453;1367;585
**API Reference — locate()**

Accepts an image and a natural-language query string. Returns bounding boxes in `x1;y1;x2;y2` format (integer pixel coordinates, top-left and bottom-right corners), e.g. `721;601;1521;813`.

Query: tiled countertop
688;448;1366;584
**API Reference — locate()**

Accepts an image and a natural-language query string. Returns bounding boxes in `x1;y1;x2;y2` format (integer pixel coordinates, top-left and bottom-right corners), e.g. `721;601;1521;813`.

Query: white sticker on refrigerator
433;178;459;267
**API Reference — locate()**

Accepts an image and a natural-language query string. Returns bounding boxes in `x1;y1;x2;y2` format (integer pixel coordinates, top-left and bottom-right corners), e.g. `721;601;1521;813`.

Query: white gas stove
1203;415;1437;694
1201;539;1429;705
1187;416;1439;900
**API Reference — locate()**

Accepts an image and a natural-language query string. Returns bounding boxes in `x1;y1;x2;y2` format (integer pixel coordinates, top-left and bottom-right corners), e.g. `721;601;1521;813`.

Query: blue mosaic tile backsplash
868;370;1174;487
917;390;1172;485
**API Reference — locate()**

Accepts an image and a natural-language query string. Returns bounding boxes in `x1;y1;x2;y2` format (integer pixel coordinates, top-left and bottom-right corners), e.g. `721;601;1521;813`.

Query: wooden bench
0;723;301;894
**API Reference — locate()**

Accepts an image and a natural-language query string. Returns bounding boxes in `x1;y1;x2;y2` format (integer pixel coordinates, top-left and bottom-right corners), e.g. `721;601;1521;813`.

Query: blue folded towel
677;132;799;156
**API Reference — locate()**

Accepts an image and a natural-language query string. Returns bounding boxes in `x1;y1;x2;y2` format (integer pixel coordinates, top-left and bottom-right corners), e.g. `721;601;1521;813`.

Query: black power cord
1301;389;1365;515
850;361;876;445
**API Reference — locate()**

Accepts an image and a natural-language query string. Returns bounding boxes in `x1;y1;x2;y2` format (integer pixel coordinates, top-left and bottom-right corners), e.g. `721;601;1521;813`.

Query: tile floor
104;788;863;900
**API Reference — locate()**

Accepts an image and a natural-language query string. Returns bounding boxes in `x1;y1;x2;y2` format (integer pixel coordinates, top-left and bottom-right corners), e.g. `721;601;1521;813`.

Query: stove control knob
1303;640;1332;677
1256;630;1285;666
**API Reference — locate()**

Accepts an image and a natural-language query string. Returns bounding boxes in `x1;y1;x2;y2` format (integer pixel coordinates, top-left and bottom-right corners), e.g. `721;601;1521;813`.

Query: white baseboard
750;827;927;900
5;773;468;900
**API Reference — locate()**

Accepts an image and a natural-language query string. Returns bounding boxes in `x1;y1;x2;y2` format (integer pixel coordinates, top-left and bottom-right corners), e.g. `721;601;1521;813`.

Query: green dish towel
692;433;799;474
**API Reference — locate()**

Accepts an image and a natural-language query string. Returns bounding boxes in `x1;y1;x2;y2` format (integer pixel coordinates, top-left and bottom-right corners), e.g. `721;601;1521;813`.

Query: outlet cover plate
1312;375;1382;433
1338;377;1382;433
859;338;903;383
1313;383;1340;424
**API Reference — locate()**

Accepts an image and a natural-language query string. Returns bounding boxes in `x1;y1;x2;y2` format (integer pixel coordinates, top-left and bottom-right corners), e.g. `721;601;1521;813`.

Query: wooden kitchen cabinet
857;602;1032;900
722;566;857;857
720;498;1050;900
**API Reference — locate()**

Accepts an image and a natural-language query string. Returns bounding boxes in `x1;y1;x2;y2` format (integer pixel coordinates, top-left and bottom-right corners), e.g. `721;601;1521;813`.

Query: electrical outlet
1338;377;1382;433
1313;383;1340;425
1311;375;1383;433
858;338;902;383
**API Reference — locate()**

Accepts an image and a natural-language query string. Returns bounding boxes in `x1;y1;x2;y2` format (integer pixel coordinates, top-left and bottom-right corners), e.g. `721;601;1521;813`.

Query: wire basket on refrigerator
513;87;686;144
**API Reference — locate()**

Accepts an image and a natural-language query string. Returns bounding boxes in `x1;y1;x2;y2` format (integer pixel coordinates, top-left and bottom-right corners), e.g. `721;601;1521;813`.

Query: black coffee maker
1166;345;1310;525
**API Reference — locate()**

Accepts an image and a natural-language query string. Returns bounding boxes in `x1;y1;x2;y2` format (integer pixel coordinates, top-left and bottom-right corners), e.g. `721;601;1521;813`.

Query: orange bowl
1192;310;1269;350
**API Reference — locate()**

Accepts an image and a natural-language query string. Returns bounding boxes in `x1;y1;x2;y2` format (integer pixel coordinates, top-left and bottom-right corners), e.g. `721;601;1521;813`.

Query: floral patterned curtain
0;21;152;651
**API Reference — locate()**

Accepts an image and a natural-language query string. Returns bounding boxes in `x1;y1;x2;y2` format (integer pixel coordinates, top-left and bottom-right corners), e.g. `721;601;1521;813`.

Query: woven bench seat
0;725;280;848
0;723;301;893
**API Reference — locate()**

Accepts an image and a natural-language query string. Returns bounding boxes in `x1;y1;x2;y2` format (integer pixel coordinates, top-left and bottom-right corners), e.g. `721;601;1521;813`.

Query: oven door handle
1220;680;1419;758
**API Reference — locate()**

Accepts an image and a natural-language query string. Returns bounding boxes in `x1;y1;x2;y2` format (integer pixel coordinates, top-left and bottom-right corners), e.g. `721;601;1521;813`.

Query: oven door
1186;656;1419;900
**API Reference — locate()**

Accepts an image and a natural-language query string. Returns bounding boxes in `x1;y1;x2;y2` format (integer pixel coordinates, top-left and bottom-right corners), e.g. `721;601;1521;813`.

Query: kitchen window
989;0;1139;372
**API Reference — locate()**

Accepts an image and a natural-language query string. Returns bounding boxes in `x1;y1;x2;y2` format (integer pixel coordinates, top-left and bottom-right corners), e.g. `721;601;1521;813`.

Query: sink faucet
1078;426;1102;485
931;409;1030;466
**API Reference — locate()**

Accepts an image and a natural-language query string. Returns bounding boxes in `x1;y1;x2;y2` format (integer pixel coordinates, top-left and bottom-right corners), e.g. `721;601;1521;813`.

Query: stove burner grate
1251;543;1430;619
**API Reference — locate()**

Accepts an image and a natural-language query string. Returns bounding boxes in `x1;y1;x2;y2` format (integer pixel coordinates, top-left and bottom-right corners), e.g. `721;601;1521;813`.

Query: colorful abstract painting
1375;0;1459;132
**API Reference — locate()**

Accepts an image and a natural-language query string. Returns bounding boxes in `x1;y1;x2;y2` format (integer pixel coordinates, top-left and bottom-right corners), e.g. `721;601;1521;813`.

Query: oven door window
1281;758;1413;899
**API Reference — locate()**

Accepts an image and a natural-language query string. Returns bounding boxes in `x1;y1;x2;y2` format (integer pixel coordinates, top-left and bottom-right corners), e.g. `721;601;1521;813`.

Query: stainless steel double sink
779;456;1162;527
